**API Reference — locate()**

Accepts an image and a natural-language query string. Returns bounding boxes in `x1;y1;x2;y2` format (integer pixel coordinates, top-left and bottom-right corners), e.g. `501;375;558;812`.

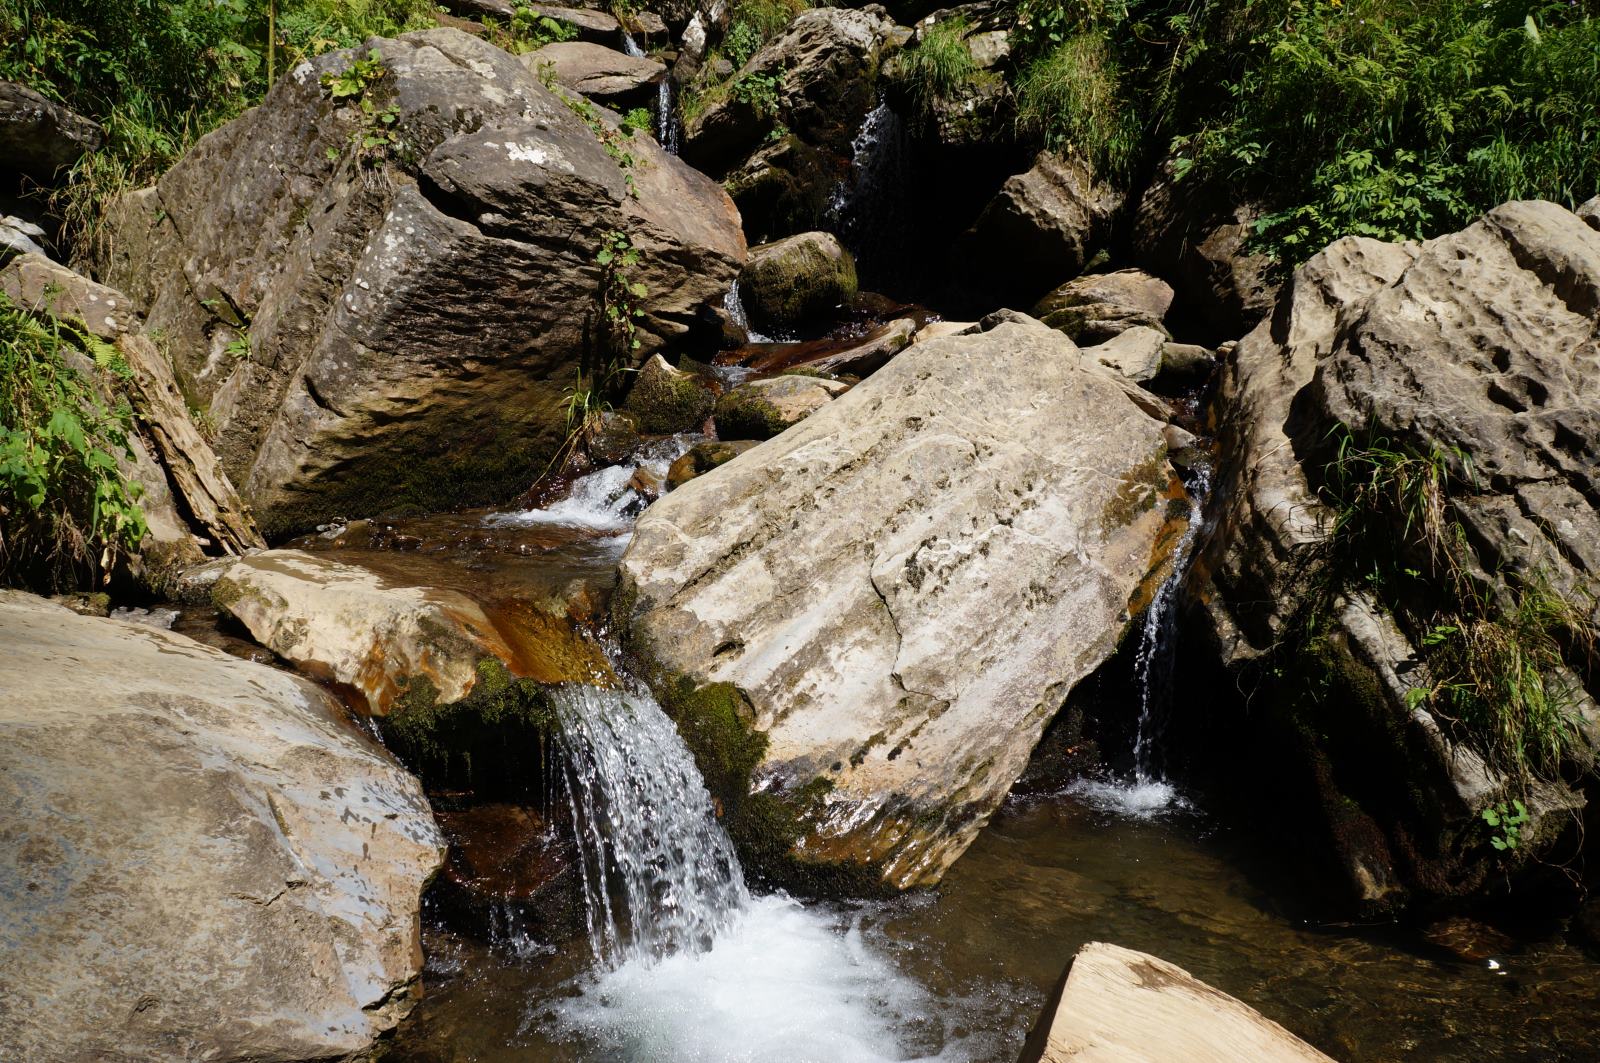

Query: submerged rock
740;231;859;331
1199;200;1600;911
713;374;849;439
0;591;444;1062
1018;942;1334;1063
618;315;1181;889
101;29;743;537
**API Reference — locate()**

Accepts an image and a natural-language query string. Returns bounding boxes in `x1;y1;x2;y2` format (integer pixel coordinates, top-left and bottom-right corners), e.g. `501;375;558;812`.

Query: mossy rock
713;376;848;441
666;439;761;489
380;658;561;801
622;354;716;434
739;231;858;332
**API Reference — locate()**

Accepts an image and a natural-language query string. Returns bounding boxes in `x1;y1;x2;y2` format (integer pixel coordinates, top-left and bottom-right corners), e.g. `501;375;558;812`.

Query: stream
364;444;1600;1063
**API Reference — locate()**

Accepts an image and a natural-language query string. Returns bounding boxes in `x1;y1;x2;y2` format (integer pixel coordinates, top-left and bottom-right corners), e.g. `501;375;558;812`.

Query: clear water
655;78;680;155
484;438;689;537
824;101;912;280
722;279;773;343
551;684;746;967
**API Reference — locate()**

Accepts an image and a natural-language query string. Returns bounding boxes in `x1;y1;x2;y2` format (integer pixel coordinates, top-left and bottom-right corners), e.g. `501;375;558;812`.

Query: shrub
897;17;982;117
1015;31;1139;179
0;291;148;591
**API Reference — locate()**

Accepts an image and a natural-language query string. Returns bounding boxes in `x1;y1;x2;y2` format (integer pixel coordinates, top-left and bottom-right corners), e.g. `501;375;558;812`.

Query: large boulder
622;353;716;433
524;42;665;108
0;591;445;1062
1198;201;1600;911
617;315;1183;889
1131;160;1277;342
1018;943;1334;1063
740;230;859;331
683;7;896;175
953;150;1122;309
0;81;103;181
101;29;743;537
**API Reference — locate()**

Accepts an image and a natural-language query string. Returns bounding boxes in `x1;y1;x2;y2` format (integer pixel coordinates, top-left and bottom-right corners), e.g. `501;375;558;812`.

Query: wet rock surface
739;231;859;331
619;315;1182;889
712;374;850;439
0;591;445;1063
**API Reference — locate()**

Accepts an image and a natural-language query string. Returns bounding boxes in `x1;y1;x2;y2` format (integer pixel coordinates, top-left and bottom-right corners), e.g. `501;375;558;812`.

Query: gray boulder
1033;268;1174;344
683;7;895;175
524;41;665;107
618;315;1182;889
1200;201;1600;910
0;81;103;181
0;591;445;1062
954;150;1122;308
101;29;743;537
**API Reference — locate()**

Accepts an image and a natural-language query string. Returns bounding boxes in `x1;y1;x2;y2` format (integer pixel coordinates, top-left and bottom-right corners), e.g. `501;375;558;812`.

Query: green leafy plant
730;70;782;118
0;291;148;590
321;49;405;166
1482;799;1529;851
596;228;649;365
483;3;577;55
560;91;647;196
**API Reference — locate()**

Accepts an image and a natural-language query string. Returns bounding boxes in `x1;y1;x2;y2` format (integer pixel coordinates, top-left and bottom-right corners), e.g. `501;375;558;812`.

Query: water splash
1071;461;1213;818
484;438;688;535
552;684;747;967
619;31;644;58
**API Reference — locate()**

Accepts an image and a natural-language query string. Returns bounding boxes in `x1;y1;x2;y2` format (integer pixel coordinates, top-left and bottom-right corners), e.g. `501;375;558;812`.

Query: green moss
1100;448;1169;531
379;659;559;799
622;363;716;435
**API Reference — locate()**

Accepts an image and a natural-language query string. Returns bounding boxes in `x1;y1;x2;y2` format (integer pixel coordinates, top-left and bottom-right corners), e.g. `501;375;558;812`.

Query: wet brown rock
713;374;849;439
666;438;761;488
740;231;859;331
622;354;716;434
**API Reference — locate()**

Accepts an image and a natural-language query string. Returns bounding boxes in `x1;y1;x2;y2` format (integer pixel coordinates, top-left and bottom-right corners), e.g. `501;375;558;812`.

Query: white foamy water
484;438;688;535
550;894;966;1063
1066;777;1192;820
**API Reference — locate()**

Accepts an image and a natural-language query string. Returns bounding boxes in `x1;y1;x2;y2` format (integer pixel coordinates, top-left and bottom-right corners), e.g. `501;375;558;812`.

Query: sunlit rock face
100;28;743;536
0;591;445;1062
618;314;1183;890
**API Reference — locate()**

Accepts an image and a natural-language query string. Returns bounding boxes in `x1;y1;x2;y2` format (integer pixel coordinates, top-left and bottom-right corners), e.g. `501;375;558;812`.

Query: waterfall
1069;460;1213;818
1129;459;1213;785
655;77;680;155
823;100;911;281
619;31;644;58
722;279;772;343
552;684;747;967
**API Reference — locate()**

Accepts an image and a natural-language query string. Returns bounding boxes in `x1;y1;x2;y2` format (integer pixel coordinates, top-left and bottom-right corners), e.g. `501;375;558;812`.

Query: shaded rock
524;42;665;107
683;7;895;174
1198;200;1600;911
1579;195;1600;232
1033;268;1173;344
953;150;1122;308
673;0;733;83
713;374;849;439
1080;325;1165;383
584;408;643;464
724;317;919;378
1018;942;1333;1063
1131;160;1277;341
622;353;716;433
1159;341;1216;383
102;29;743;537
723;134;834;244
618;315;1181;889
0;591;444;1063
48;590;110;616
0;81;103;181
740;231;859;331
666;438;761;488
0;214;45;256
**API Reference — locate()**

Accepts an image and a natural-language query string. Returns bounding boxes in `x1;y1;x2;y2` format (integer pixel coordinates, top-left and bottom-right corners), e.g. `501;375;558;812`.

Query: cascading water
1071;460;1214;818
552;684;746;966
619;31;644;58
722;279;773;344
823;100;911;282
654;78;680;155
